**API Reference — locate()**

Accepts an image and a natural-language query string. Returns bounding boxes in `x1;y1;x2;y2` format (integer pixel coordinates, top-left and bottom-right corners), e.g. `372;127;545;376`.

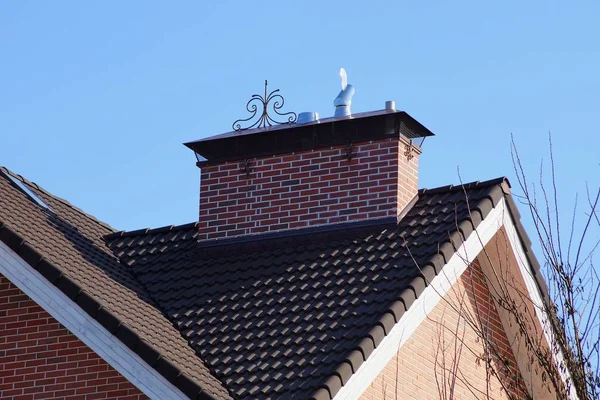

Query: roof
0;167;232;400
104;177;511;399
184;109;434;165
1;166;532;400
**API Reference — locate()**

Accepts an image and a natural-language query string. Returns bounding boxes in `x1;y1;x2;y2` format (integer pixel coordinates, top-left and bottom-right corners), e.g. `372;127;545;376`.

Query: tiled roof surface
0;167;232;400
1;165;514;400
105;177;510;399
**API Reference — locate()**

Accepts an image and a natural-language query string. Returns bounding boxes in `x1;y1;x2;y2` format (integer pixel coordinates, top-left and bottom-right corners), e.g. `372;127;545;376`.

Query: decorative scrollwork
232;80;297;131
240;158;253;177
343;142;355;161
404;140;415;161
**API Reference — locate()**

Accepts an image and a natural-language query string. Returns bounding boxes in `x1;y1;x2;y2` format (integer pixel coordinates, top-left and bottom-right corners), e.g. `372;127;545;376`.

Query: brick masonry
360;260;527;400
0;274;148;400
198;137;420;240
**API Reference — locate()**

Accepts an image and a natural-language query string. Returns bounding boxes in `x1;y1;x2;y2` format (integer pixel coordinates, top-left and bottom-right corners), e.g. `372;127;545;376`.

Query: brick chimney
185;109;433;241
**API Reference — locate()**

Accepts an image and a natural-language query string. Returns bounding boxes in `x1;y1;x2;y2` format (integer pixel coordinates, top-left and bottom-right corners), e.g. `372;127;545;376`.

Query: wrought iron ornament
232;80;297;131
343;142;355;161
239;158;253;177
404;140;415;161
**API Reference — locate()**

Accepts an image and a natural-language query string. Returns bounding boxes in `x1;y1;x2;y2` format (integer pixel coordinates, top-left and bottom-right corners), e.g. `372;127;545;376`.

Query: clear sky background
1;1;599;236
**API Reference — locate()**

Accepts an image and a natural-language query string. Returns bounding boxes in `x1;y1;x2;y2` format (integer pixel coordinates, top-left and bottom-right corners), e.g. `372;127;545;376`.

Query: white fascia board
334;197;507;400
334;196;577;400
0;241;189;400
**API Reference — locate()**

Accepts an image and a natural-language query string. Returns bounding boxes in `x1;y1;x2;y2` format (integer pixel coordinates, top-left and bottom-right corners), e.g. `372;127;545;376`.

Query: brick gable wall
360;261;527;400
0;274;147;400
198;137;419;241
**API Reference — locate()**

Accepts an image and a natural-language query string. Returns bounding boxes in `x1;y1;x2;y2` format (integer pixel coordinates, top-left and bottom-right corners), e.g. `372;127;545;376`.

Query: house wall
197;137;419;240
478;226;560;399
359;262;527;400
0;274;148;400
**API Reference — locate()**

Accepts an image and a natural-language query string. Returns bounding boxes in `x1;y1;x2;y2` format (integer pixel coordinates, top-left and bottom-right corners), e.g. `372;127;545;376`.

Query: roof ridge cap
194;217;398;250
104;221;200;240
0;166;115;232
418;176;509;195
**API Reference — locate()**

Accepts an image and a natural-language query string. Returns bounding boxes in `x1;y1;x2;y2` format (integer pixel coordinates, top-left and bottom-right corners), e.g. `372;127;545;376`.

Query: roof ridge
418;176;510;195
0;166;115;232
104;221;200;240
311;177;511;400
105;217;403;245
195;217;398;250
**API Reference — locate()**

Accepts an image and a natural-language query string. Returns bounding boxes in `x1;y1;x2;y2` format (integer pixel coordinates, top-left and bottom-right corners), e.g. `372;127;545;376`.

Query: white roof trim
0;240;189;400
333;197;507;400
334;195;577;400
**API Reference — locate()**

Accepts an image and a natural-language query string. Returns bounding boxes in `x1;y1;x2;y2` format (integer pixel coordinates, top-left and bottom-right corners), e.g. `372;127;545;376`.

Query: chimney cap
186;109;434;165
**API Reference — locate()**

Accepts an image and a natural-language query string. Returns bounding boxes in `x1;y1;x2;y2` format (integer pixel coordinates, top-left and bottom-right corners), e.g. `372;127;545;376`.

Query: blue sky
1;0;599;233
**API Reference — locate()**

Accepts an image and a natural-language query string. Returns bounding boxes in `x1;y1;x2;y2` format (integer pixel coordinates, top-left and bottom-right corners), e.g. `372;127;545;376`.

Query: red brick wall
360;261;527;399
198;137;420;240
0;274;148;400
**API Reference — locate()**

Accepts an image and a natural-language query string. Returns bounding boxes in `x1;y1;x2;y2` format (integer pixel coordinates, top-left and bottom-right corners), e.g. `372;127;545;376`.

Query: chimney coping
186;109;433;166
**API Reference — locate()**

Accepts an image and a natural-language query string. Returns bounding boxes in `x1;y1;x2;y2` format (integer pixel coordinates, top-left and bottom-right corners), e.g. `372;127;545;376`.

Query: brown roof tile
0;167;232;400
